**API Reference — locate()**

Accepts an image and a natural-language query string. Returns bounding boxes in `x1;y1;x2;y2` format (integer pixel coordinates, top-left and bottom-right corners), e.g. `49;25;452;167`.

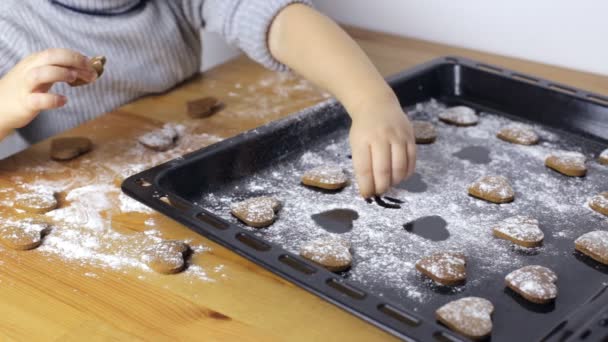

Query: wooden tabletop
1;27;607;341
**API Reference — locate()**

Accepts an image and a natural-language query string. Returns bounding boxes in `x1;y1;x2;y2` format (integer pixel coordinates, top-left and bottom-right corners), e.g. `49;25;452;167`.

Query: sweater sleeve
201;0;313;71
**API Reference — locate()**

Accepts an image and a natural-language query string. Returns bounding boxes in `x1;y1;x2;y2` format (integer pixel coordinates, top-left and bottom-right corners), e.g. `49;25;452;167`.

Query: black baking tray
123;57;608;341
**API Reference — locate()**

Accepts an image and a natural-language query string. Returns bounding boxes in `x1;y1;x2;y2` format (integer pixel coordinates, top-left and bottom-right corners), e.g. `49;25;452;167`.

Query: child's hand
0;49;96;135
349;100;416;198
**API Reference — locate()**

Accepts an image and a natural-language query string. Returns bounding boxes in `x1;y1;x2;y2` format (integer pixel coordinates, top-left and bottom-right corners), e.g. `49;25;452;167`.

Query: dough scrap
142;240;191;274
299;236;352;272
505;265;557;304
14;191;58;214
69;55;106;87
412;120;437;144
435;297;494;340
0;216;52;250
575;231;608;265
231;196;281;228
497;123;539;145
589;192;608;217
416;252;466;286
50;137;93;161
138;123;184;152
301;165;348;190
468;175;514;204
545;151;587;177
492;216;543;248
187;96;223;118
438;106;479;126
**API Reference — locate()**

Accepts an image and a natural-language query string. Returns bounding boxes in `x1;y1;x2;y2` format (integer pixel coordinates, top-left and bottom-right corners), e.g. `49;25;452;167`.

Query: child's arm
268;4;416;197
0;49;96;141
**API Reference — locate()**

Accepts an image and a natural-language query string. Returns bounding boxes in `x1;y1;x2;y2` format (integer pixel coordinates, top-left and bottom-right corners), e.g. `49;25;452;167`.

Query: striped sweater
0;0;311;157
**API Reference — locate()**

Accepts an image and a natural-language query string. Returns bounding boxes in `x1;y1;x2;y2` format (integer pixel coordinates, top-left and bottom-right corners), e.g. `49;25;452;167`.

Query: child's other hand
349;99;416;198
0;49;96;133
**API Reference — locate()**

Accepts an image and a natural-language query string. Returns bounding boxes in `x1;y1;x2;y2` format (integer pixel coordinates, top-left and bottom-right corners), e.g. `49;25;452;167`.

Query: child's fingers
390;142;408;185
31;48;91;70
26;66;77;90
352;142;374;198
25;93;67;112
371;142;391;195
406;142;417;178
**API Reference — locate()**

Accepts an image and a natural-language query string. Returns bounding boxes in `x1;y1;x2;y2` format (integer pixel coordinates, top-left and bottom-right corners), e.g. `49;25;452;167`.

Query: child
0;0;415;198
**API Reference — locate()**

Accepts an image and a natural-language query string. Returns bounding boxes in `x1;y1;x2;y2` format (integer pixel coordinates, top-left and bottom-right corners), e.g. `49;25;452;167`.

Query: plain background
203;1;608;76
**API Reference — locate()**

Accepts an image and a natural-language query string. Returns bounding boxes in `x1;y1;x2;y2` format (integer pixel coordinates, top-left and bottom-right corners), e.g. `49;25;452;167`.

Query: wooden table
0;27;606;341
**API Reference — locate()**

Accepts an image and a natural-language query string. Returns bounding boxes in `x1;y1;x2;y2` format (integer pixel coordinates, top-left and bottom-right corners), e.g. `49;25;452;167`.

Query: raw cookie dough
435;297;494;340
599;149;608;165
69;55;106;87
138;123;185;152
505;265;557;304
468;175;514;204
415;252;466;286
575;231;608;265
0;216;52;250
301;165;348;190
231;196;281;228
589;192;608;217
412;120;437;144
142;240;191;274
14;191;58;214
545;151;587;177
492;216;543;248
438;106;479;126
187;96;223;118
299;236;352;272
50;137;93;161
497;123;539;145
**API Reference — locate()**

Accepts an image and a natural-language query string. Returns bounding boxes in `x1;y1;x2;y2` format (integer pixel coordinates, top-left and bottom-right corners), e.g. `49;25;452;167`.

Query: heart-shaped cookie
575;231;608;265
492;216;544;248
589;192;608;217
14;190;58;214
50;137;93;161
0;216;52;250
599;149;608;165
497;123;539;145
438;106;479;126
231;196;281;228
301;165;348;190
416;252;466;286
69;55;106;87
187;96;223;118
299;236;352;272
468;175;514;204
412;120;437;144
142;240;191;274
436;297;494;340
545;151;587;177
138;123;184;152
505;265;557;304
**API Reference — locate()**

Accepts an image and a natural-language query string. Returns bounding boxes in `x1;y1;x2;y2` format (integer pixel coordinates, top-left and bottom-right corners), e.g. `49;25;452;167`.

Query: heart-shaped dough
497;123;539;145
231;196;281;228
416;252;466;286
505;265;557;304
575;231;608;265
142;240;191;274
438;106;479;126
436;297;494;340
138;123;185;152
545;151;587;177
299;236;352;272
598;149;608;165
589;192;608;217
0;216;52;250
14;190;58;214
412;120;437;144
301;165;348;190
187;96;223;118
69;55;106;87
50;137;93;161
492;216;543;248
468;175;514;204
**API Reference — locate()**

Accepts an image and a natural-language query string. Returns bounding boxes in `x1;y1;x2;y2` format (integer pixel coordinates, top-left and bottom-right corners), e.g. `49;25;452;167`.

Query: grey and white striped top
0;0;311;157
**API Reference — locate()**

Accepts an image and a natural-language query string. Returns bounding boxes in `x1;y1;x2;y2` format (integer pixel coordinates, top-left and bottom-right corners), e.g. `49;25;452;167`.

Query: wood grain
0;27;606;341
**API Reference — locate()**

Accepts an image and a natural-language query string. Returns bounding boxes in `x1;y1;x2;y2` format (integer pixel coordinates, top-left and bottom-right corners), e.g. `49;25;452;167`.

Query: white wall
313;0;608;76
